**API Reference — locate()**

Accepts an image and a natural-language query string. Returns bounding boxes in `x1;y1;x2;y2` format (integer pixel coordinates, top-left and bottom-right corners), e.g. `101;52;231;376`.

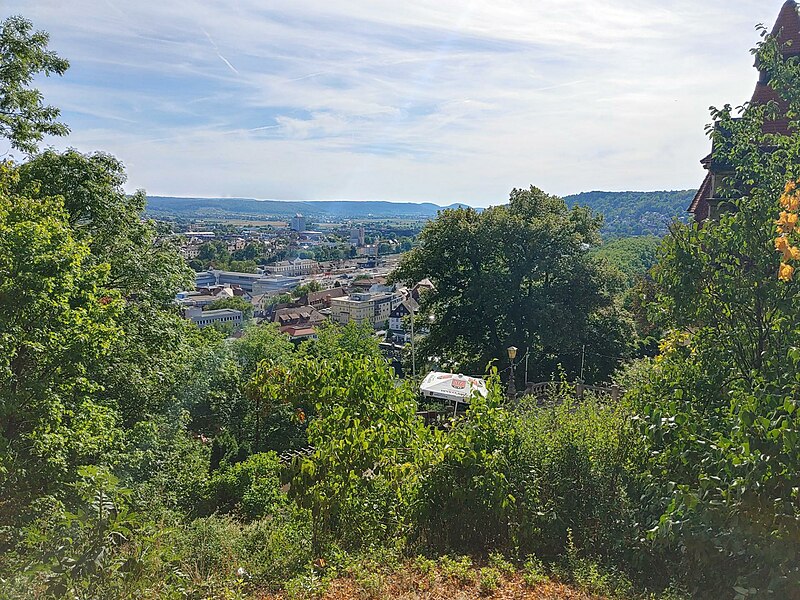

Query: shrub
478;566;501;595
276;356;430;553
439;555;475;585
416;377;516;552
511;391;642;562
205;452;286;520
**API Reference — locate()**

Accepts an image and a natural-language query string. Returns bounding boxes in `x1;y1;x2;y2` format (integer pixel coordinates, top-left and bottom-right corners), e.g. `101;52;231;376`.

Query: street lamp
507;346;518;401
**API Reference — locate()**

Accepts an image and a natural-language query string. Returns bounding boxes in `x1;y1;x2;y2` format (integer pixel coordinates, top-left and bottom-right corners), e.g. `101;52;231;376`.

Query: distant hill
564;190;695;237
144;196;469;221
145;190;695;234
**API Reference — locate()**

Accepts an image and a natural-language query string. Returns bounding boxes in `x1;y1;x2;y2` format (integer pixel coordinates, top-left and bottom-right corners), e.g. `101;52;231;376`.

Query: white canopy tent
419;372;488;408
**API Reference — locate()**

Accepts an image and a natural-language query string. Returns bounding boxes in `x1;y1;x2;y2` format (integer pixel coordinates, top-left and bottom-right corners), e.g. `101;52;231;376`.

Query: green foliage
208;296;254;320
512;392;641;562
206;452;287;520
298;320;380;360
276;355;429;552
393;186;634;382
0;16;69;154
438;555;475;585
292;280;323;298
522;555;548;587
621;28;800;598
564;190;693;237
478;566;501;594
16;465;183;599
417;376;516;552
179;512;311;590
591;236;661;286
0;172;123;520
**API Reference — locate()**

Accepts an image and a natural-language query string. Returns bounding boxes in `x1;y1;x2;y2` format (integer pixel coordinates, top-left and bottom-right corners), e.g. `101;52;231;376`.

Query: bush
511;391;642;562
205;452;287;520
416;378;516;552
178;512;312;589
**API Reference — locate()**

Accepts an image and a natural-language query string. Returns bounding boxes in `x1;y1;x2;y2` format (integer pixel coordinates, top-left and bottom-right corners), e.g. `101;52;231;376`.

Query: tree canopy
0;16;69;154
393;186;633;382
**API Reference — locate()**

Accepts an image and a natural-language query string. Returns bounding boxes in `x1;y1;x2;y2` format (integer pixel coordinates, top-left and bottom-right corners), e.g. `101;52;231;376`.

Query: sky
4;0;790;207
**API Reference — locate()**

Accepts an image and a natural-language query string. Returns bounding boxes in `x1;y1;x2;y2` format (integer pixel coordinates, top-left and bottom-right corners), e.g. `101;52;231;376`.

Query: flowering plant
776;179;800;280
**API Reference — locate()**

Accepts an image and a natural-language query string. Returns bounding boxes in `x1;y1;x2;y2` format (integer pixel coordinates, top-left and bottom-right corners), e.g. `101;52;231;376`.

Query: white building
330;291;403;329
388;297;419;340
263;258;318;277
184;307;243;329
290;213;306;232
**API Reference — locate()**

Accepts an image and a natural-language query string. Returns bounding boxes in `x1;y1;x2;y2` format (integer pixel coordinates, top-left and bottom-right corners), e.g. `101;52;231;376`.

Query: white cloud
5;0;787;205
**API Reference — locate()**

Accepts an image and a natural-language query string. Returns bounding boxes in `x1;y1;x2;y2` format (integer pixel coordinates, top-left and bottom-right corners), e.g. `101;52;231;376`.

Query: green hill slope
564;190;695;237
144;196;468;221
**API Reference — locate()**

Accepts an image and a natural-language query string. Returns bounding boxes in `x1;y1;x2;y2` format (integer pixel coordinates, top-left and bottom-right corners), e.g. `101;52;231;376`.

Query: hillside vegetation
145;196;468;220
4;14;800;600
564;190;694;237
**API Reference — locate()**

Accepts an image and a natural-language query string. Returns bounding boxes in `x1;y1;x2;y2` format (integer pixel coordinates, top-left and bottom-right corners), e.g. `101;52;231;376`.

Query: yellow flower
777;211;800;234
786;180;797;194
779;262;795;281
780;192;800;211
775;236;791;254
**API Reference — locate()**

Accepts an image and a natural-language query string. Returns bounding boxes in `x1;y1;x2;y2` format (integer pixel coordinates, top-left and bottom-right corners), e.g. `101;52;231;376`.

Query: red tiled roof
689;173;713;221
773;1;800;55
689;2;800;216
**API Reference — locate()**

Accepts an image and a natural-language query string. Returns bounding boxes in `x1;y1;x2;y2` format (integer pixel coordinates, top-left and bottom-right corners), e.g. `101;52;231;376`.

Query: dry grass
259;564;609;600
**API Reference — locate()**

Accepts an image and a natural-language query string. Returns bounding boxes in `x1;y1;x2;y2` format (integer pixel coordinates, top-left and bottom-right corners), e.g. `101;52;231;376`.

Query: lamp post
507;346;518;401
410;309;415;378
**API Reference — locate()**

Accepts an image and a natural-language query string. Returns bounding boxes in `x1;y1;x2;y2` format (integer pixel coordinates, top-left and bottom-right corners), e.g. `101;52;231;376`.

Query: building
272;306;326;331
298;287;347;309
689;1;800;222
330;291;403;329
290;213;306;232
388;297;419;342
194;270;303;295
263;258;318;277
251;276;304;296
184;306;243;329
350;227;365;247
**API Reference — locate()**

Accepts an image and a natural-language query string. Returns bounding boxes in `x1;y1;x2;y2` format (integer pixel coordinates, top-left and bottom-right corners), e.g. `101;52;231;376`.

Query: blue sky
5;0;787;206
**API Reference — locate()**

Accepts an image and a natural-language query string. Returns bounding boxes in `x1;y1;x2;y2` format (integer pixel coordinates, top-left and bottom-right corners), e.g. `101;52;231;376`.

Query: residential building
290;213;306;232
298;287;347;309
272;306;326;331
689;1;800;222
388;297;419;341
330;291;403;329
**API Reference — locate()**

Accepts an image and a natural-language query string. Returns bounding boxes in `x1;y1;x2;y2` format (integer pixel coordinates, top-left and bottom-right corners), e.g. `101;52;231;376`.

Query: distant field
192;219;288;227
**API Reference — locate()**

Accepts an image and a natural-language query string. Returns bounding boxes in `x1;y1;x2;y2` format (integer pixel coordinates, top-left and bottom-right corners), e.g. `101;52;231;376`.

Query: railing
524;381;624;403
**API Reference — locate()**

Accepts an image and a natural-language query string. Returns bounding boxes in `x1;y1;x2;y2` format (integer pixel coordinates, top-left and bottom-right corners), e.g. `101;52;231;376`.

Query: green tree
0;167;123;519
292;280;323;298
626;28;800;596
208;296;254;320
298;320;380;360
393;186;633;382
262;355;429;552
0;16;69;154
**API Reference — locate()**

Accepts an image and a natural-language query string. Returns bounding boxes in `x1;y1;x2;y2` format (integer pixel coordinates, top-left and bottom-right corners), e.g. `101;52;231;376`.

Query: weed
522;555;548;587
479;566;501;595
439;555;475;585
487;551;514;576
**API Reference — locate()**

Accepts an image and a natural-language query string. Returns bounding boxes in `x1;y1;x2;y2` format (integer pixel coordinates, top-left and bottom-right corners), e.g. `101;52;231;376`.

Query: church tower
688;1;800;222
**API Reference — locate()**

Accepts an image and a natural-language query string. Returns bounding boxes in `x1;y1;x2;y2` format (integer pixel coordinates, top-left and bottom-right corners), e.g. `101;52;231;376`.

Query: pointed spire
772;0;800;56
